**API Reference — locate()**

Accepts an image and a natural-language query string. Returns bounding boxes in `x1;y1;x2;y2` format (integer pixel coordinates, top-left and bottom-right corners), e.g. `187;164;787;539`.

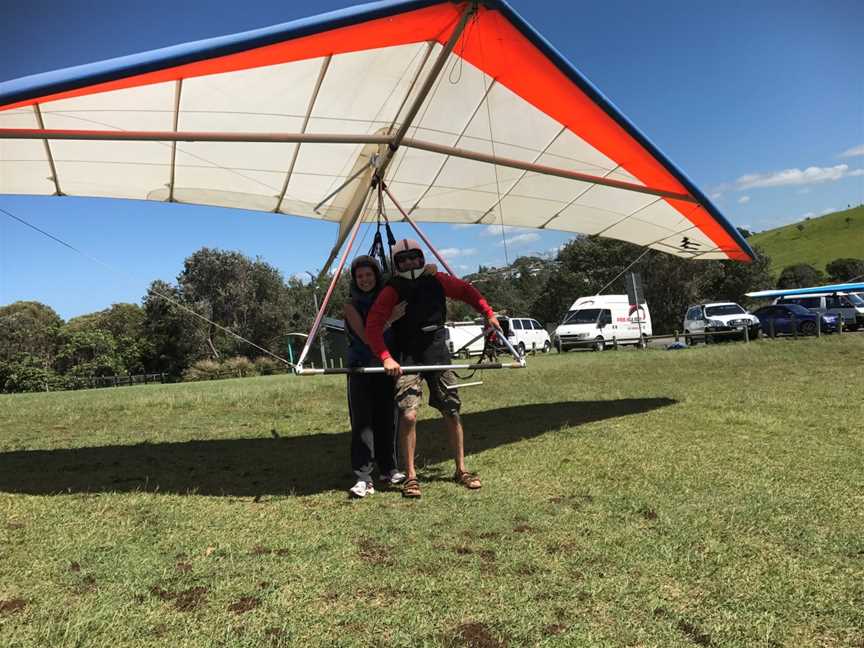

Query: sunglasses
394;250;424;263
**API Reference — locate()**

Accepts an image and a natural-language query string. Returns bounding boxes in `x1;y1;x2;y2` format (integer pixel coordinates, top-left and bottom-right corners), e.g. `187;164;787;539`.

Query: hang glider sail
0;0;753;265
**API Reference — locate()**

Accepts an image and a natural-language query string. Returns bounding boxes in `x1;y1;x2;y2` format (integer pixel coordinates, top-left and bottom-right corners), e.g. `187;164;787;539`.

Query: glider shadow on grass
0;398;674;497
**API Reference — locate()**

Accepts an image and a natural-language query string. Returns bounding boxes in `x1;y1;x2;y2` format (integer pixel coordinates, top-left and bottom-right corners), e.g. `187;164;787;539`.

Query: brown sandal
454;470;482;490
402;478;421;498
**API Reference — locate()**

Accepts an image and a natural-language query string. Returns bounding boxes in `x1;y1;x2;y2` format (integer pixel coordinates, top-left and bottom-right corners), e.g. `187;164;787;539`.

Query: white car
683;302;760;343
501;317;552;355
444;322;486;358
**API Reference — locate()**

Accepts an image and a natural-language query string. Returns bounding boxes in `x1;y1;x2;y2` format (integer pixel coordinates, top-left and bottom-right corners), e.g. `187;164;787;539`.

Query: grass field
1;336;863;647
749;205;864;275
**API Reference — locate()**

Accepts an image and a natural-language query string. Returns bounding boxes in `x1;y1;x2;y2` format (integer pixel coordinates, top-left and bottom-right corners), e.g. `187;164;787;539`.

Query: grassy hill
749;205;864;275
2;337;863;646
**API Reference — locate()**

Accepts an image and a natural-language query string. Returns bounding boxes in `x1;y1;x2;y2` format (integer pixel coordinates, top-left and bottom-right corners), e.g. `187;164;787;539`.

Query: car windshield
846;293;864;307
785;304;812;315
563;308;601;324
705;304;745;316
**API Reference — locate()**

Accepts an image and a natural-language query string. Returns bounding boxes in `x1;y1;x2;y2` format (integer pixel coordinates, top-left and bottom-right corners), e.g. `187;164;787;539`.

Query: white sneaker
349;480;375;498
381;469;406;485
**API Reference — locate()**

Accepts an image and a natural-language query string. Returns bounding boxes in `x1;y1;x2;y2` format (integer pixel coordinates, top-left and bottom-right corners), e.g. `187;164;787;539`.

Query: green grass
749;205;864;275
2;336;864;647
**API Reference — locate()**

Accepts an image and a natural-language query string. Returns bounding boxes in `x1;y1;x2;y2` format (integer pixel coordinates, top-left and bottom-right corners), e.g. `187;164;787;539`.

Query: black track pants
347;373;398;482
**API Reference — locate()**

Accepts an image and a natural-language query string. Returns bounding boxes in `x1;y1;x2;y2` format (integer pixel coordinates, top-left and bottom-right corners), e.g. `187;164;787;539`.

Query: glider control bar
296;362;524;376
0;128;697;203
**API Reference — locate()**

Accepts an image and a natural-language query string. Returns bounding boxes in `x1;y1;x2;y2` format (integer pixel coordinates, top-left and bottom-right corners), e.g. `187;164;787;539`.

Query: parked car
553;295;652;352
774;292;864;331
683;302;760;343
752;304;840;336
499;317;552;355
444;322;485;358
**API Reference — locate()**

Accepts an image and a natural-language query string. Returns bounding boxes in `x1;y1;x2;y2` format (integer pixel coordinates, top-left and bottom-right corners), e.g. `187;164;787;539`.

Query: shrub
253;356;282;375
182;359;222;381
222;356;256;377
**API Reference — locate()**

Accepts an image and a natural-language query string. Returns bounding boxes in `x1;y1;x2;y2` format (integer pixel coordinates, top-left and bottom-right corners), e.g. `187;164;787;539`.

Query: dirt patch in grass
275;548;291;557
251;545;272;556
478;549;496;562
149;585;208;612
543;623;567;636
176;561;192;573
6;521;25;530
75;575;97;594
512;524;534;533
69;561;81;572
446;621;508;648
676;619;712;646
0;598;27;615
549;494;593;509
638;506;658;521
357;539;395;566
228;596;260;614
455;546;474;555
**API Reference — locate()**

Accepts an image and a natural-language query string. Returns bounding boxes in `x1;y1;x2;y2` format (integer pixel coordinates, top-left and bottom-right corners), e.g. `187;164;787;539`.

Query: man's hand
383;357;402;377
485;315;501;335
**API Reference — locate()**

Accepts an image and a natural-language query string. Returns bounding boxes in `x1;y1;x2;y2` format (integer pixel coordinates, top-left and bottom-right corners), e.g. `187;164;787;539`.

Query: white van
500;317;552;354
553;295;652;351
444;322;486;358
774;292;864;331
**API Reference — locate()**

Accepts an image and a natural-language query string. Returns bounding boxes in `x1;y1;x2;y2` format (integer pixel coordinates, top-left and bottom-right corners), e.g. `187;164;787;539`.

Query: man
365;239;500;498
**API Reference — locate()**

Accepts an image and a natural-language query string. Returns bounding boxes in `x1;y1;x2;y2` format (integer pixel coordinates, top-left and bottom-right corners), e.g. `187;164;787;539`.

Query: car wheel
459;348;471;360
517;342;526;356
542;341;551;353
800;320;817;336
750;327;760;340
639;334;648;349
554;339;563;353
592;337;605;352
684;330;691;345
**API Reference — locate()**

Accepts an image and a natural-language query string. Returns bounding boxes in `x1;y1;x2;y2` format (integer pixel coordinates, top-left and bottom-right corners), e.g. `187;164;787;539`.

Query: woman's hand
385;301;407;329
383;357;402;377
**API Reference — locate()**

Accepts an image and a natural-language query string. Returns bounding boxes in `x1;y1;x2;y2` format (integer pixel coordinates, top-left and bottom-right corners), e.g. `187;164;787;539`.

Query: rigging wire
0;205;294;367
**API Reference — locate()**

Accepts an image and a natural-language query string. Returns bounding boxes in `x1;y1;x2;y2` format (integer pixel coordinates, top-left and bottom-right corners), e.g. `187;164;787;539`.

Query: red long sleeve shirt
365;273;494;361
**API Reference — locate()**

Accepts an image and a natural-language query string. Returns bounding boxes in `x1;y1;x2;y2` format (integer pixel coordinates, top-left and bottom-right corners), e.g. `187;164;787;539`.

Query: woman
343;255;406;498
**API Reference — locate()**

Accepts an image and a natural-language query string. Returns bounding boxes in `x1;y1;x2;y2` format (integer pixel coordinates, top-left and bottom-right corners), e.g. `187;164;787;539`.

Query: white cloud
796;187;811;195
736;164;854;189
709;192;723;201
498;233;540;246
851;169;864;177
738;195;750;204
840;144;864;158
439;247;477;258
482;224;521;237
819;207;835;215
451;224;476;230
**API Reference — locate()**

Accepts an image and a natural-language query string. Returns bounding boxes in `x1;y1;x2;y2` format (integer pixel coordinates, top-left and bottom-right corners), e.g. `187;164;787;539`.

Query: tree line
2;239;862;393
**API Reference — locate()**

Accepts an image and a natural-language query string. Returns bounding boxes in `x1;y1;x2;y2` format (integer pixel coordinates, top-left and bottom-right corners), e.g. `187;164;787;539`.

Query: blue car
752;303;839;336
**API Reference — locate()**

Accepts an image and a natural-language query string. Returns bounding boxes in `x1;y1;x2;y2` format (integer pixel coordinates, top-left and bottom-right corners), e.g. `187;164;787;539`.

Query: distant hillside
749;205;864;275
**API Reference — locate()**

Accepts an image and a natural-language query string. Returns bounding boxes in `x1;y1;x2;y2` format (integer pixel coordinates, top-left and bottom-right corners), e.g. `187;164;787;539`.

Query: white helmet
392;238;425;280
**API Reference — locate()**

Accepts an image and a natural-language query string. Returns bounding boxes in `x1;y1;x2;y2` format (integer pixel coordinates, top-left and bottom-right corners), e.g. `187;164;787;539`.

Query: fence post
792;315;797;339
613;336;618;350
744;325;749;343
817;316;821;337
674;330;679;342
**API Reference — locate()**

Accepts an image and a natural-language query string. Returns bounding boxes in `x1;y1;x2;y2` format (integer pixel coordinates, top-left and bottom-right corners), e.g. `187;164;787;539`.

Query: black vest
388;274;447;359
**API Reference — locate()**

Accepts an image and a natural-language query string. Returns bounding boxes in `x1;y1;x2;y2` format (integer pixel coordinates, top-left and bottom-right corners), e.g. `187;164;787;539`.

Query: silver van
774;292;864;331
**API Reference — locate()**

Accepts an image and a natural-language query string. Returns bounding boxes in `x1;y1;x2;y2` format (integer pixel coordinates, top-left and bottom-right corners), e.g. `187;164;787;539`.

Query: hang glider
0;0;753;268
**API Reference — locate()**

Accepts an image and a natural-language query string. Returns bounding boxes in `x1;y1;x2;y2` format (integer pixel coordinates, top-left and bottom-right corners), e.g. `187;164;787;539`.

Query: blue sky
1;0;862;320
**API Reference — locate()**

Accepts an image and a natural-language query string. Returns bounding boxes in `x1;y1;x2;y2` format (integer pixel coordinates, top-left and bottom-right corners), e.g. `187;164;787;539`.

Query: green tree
825;258;864;283
0;301;63;365
777;263;824;289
